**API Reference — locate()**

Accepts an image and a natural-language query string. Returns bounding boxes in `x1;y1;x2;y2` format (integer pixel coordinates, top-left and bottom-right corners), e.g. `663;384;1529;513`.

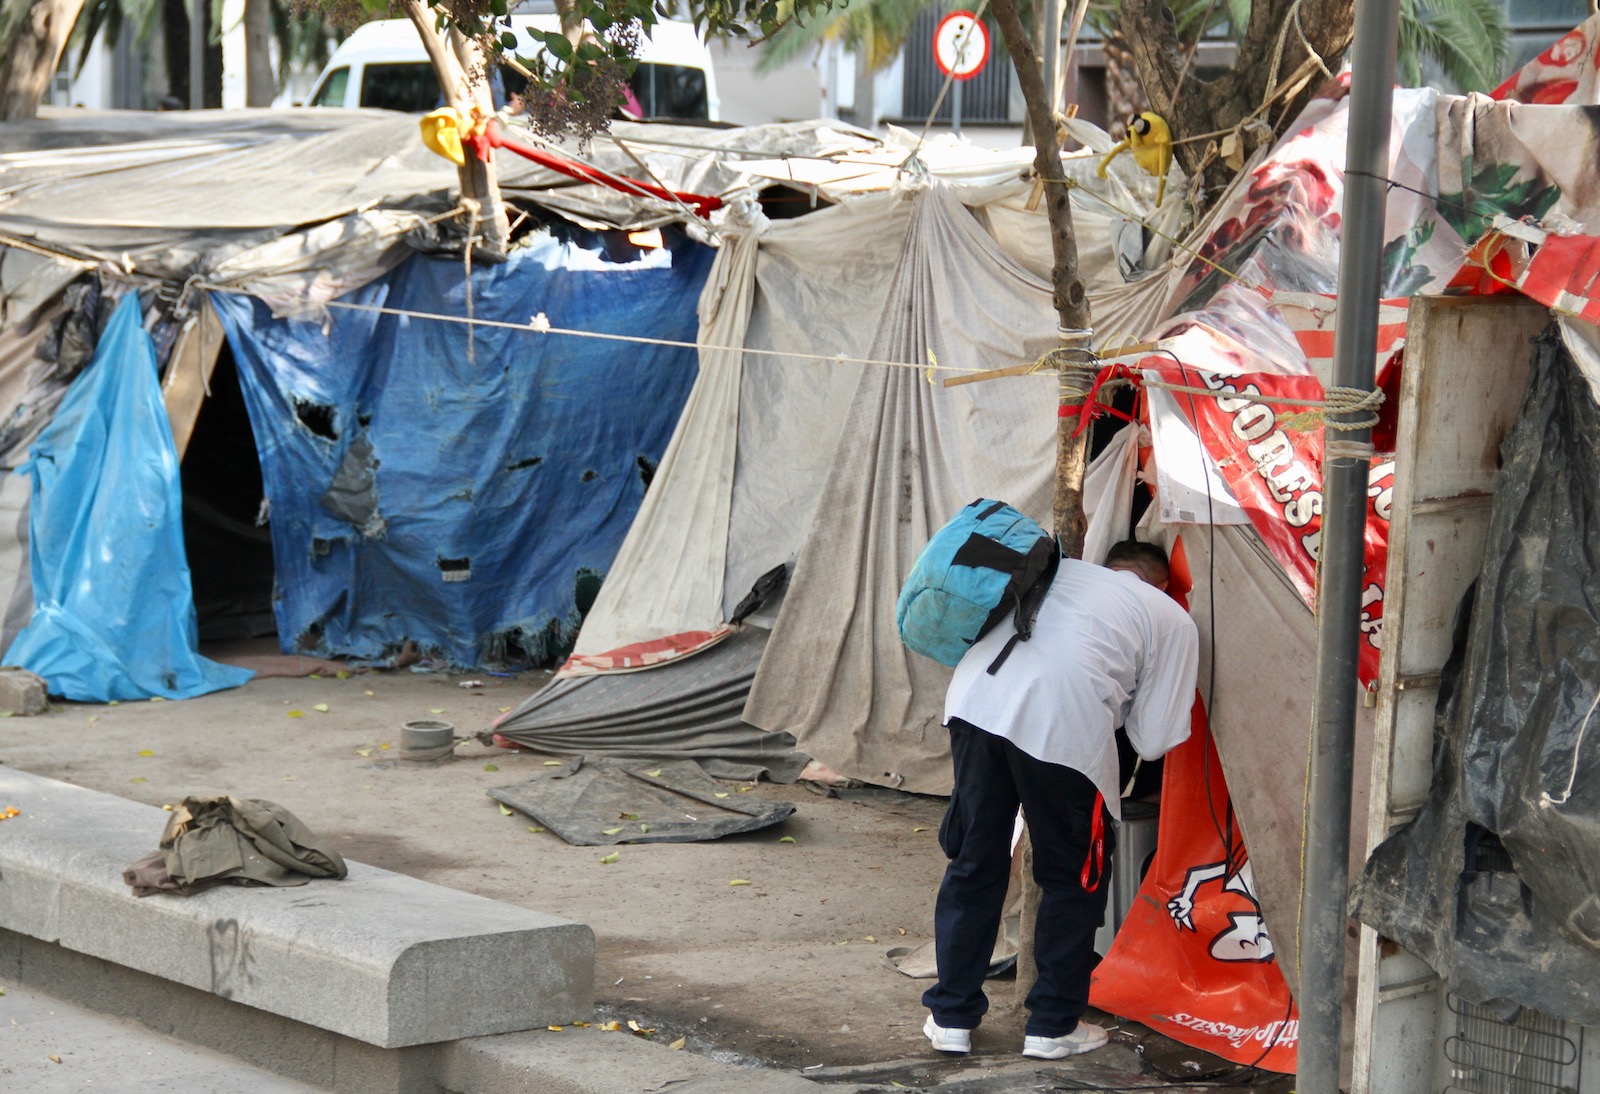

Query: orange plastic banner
1089;701;1299;1072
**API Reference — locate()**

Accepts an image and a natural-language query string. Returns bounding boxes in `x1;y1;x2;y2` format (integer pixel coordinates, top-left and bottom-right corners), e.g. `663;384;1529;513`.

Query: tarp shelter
0;108;890;692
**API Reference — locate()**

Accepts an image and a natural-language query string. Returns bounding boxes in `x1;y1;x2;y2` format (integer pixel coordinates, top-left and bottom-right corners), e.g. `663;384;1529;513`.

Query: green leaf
600;851;620;864
779;836;796;844
499;804;514;816
602;826;624;835
501;31;519;49
484;763;500;772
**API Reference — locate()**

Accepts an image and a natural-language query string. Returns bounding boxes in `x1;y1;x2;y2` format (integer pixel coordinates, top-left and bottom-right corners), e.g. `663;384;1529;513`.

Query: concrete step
0;767;592;1048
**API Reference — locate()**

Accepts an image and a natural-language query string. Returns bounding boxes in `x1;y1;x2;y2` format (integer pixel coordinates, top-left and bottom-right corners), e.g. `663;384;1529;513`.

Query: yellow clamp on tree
1096;111;1174;206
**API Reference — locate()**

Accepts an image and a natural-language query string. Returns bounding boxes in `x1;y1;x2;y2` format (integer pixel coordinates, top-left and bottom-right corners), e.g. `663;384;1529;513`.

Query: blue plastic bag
3;293;254;701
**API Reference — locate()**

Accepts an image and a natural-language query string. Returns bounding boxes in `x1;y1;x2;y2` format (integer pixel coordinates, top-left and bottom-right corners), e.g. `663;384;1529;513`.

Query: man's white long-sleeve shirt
942;557;1200;820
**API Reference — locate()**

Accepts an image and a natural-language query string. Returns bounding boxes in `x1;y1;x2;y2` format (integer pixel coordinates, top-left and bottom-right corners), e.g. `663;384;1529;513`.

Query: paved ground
0;649;1294;1093
0;979;316;1092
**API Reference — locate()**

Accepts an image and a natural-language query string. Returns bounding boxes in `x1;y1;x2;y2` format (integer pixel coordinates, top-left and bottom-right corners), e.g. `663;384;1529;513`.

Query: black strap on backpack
949;528;1061;676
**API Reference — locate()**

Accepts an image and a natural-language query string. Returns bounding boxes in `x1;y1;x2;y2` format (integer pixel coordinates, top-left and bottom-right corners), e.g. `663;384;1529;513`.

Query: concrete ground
0;652;1293;1092
0;978;316;1092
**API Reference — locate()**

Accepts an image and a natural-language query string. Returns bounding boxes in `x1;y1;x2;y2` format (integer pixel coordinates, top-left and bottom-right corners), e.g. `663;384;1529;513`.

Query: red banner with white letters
1141;362;1395;684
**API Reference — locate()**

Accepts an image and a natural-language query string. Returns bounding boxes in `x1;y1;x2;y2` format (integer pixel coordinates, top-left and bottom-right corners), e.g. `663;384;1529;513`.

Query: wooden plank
1352;295;1549;1094
160;296;225;462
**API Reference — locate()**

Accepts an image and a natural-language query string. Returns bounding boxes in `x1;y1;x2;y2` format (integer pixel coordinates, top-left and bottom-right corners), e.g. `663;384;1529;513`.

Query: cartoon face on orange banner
1089;698;1299;1073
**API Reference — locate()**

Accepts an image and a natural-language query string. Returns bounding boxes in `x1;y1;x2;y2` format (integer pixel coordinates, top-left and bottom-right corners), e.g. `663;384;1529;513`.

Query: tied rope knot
1278;384;1385;433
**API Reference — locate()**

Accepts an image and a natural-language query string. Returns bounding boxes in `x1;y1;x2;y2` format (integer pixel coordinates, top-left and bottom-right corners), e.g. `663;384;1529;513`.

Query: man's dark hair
1105;539;1170;580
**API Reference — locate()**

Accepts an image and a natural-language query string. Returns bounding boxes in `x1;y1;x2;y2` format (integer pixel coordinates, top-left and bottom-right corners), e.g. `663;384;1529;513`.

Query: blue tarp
213;230;713;667
4;294;255;700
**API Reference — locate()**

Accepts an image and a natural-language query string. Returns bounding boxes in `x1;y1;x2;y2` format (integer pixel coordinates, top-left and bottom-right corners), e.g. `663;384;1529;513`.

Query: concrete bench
0;766;593;1049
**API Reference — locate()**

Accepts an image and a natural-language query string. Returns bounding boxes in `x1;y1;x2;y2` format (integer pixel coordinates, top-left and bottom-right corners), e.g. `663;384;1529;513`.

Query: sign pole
952;79;963;135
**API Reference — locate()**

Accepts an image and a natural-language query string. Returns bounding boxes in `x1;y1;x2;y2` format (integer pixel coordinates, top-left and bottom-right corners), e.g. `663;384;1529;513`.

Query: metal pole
1297;0;1399;1090
1041;0;1064;113
189;0;205;109
952;79;963;136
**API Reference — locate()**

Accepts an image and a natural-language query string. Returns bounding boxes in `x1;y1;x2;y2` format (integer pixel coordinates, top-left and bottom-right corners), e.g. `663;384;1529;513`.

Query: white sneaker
923;1014;972;1054
1022;1021;1109;1058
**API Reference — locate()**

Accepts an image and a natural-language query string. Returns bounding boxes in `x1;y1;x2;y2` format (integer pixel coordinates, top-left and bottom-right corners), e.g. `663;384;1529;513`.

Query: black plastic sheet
1353;324;1600;1023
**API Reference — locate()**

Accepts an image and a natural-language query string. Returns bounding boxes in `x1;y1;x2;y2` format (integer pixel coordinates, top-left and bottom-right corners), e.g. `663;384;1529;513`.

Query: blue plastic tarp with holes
211;230;713;667
3;293;255;701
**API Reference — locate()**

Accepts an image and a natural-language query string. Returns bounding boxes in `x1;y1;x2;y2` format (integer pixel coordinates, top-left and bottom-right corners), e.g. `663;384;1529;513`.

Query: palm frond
1398;0;1508;92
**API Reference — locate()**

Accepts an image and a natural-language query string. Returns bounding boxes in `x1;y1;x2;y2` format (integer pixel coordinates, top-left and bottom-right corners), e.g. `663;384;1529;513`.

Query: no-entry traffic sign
933;11;990;81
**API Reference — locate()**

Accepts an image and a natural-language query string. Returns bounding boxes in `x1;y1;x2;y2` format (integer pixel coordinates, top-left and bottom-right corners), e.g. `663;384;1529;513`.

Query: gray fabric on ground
488;756;796;846
495;626;810;783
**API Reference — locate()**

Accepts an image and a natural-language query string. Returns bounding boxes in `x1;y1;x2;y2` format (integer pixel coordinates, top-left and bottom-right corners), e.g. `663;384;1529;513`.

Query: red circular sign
933;12;991;82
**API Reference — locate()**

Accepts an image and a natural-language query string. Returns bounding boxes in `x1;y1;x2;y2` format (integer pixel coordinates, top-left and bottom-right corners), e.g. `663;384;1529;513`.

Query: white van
305;15;720;122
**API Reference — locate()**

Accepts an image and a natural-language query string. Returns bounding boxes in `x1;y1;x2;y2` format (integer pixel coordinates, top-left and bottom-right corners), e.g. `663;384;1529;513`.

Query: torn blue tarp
213;230;713;667
3;293;255;700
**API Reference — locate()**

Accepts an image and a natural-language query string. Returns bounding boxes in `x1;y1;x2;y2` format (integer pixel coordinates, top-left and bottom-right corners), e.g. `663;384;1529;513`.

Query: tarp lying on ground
487;756;796;845
2;294;253;700
213;230;714;667
1353;322;1600;1026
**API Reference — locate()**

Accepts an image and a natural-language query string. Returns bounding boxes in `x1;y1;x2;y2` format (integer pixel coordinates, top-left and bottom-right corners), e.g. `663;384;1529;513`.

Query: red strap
1081;790;1106;892
1059;363;1142;436
467;124;723;220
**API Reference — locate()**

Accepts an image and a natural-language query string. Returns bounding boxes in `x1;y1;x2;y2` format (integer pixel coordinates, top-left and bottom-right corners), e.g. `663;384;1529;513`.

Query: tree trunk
243;0;274;107
1100;30;1145;138
0;0;89;121
400;0;509;257
988;0;1093;1012
1119;0;1353;192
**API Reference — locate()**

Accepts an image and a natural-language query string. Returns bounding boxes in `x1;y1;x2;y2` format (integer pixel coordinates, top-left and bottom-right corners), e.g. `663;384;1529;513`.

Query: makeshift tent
492;125;1178;768
0;109;896;691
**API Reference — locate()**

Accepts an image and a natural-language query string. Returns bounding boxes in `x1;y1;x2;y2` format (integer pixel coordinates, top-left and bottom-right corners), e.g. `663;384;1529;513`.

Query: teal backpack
896;499;1060;673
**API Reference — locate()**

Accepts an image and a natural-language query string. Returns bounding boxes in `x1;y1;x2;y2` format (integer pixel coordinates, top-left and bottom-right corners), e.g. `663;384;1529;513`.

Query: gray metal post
952;79;963;136
1296;0;1400;1090
188;0;205;109
1041;0;1064;113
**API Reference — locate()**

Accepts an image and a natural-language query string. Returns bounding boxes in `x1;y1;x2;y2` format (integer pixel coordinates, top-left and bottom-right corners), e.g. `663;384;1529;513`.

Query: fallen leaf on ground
602;826;623;836
108;700;119;706
499;706;512;713
779;836;796;844
737;786;752;793
639;824;650;833
913;827;929;832
599;852;620;864
542;760;563;766
898;928;907;935
573;1021;590;1028
864;935;876;943
627;1020;656;1035
48;1054;61;1063
619;812;639;820
379;743;391;750
429;708;445;714
149;697;164;703
729;879;751;887
714;792;729;799
86;716;98;724
364;690;375;697
313;703;329;713
598;1021;623;1032
129;777;147;784
644;769;662;777
669;1036;686;1050
498;804;514;816
484;763;500;772
336;670;352;680
137;749;155;757
527;826;544;833
282;776;297;782
286;710;305;718
356;748;372;757
547;1025;563;1032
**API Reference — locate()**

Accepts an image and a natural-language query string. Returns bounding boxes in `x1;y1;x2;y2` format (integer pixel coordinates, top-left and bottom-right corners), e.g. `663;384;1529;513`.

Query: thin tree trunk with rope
401;0;509;257
988;0;1092;1011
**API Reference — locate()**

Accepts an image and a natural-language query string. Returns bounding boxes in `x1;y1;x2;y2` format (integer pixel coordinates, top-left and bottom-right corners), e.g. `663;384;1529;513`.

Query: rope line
298;295;1384;429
